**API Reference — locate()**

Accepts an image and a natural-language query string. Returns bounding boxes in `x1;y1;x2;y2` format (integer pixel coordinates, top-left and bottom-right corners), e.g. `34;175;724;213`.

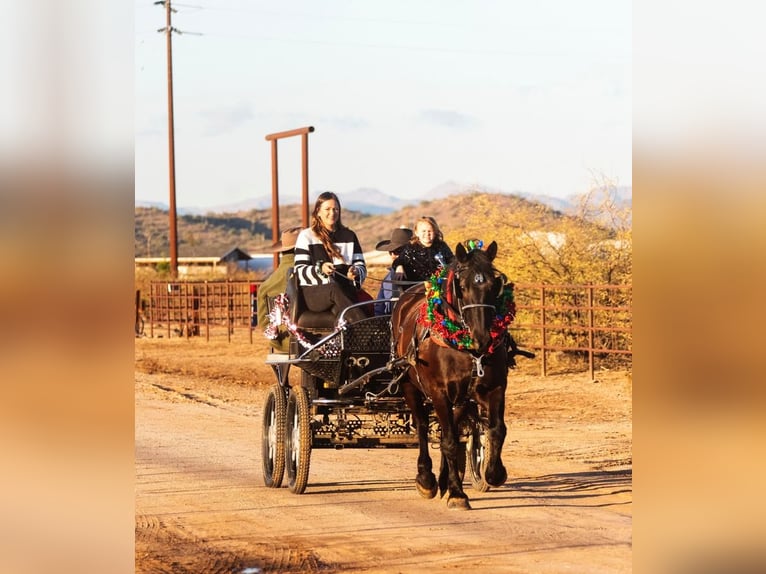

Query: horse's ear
486;241;498;261
455;242;468;262
493;275;505;298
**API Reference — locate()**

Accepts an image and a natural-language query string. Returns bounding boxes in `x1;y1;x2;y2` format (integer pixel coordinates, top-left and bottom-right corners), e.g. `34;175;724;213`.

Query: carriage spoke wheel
261;384;287;488
466;424;490;492
285;386;312;494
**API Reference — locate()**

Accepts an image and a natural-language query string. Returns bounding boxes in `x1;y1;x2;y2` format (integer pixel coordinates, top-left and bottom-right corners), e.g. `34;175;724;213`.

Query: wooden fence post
588;285;594;380
540;286;547;377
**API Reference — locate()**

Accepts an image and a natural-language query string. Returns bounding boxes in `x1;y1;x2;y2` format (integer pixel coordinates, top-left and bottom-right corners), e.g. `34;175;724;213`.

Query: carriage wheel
457;439;467;484
466;425;490;492
285;385;312;494
301;370;320;398
261;384;287;488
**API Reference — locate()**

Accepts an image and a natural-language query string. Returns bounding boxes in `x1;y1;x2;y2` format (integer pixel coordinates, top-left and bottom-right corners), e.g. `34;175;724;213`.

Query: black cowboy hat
375;227;413;252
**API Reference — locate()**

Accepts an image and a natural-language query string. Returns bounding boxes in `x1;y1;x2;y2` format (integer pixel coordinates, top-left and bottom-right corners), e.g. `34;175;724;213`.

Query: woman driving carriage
293;191;369;324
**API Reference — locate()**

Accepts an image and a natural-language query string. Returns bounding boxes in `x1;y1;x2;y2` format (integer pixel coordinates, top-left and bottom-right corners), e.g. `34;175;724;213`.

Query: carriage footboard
337;356;410;396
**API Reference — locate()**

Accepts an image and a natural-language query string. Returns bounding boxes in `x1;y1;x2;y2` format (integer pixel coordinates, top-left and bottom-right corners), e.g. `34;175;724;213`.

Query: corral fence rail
143;280;260;343
511;283;632;379
137;280;632;379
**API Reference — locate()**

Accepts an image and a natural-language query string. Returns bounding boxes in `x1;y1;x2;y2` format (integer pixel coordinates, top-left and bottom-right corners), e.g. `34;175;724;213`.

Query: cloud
417;109;480;130
198;103;255;137
320;115;370;131
135;127;163;138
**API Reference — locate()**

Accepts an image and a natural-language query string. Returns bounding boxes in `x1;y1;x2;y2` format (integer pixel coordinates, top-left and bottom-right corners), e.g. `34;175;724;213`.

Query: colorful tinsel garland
263;293;315;350
417;266;516;352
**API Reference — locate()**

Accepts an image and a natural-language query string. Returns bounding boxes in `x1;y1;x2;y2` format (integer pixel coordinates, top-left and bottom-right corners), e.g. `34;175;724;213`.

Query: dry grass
135;334;273;386
134;327;622;389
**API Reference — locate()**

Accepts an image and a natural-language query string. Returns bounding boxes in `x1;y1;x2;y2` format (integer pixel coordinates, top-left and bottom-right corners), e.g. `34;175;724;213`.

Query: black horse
391;240;515;509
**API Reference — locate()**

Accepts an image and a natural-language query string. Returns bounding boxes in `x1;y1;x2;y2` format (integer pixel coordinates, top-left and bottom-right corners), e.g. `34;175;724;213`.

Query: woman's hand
346;266;358;281
321;262;335;276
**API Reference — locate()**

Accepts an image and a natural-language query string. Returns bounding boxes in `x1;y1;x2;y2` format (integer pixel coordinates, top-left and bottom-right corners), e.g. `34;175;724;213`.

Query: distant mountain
425;182;567;211
209;196;275;212
136;199;172;210
417;181;631;214
136;187;408;215
134;200;210;216
135;191;571;259
135;182;631;216
597;185;632;209
334;187;410;214
421;180;466;199
514;192;573;213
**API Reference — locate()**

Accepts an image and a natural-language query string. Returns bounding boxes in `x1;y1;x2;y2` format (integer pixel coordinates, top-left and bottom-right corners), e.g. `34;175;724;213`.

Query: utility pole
155;0;179;278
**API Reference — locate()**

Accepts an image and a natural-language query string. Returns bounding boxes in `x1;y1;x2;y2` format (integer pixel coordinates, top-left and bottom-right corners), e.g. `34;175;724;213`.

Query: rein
442;269;461;323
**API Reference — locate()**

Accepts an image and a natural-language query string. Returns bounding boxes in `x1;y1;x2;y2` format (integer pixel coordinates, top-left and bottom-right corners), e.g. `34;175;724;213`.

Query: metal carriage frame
261;300;490;495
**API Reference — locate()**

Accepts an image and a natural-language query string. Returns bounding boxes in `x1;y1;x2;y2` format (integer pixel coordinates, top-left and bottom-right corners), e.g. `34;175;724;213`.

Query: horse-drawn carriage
262;241;531;509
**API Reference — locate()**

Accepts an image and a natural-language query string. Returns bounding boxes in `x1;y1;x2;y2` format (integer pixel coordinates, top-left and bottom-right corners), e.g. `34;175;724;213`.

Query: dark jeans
301;281;367;323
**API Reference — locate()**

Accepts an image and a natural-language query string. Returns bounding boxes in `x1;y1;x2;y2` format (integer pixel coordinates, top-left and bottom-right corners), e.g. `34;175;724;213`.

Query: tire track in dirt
141;377;259;418
136;513;251;573
135;513;330;573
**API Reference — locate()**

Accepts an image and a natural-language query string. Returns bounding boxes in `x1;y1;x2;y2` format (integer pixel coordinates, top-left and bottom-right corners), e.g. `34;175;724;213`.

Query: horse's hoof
486;465;508;488
446;496;471;510
416;479;438;499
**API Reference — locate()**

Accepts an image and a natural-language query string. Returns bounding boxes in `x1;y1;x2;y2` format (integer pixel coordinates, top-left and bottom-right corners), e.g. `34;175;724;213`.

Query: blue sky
135;0;631;208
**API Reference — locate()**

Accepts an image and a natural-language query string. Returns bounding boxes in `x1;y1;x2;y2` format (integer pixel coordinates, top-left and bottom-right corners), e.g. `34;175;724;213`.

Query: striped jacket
294;226;367;287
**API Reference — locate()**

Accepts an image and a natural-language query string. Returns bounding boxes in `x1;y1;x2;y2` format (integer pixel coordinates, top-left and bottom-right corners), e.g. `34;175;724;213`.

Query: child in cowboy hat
373;227;413;316
258;226;301;351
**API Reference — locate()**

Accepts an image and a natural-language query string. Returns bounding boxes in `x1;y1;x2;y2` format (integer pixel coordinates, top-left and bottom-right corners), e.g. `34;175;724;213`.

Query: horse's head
452;240;503;353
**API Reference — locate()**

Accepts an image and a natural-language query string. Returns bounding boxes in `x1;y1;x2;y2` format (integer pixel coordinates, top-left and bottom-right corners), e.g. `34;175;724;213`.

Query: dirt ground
135;331;632;573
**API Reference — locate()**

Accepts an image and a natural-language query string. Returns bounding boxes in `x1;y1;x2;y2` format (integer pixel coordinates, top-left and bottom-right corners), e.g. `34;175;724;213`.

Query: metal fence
511;283;632;378
143;280;260;342
137;280;632;378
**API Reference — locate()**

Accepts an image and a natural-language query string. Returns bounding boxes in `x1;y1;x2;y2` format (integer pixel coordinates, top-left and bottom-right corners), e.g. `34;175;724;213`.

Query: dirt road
135;336;631;573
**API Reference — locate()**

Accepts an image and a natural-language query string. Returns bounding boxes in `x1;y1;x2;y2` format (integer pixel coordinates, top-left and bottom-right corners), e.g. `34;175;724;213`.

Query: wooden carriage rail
140;280;632;379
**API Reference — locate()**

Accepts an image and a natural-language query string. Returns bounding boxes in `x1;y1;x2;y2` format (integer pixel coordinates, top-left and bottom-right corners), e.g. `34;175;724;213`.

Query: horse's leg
403;381;437;499
438;401;469;494
483;383;508;487
453;402;470;484
433;399;470;510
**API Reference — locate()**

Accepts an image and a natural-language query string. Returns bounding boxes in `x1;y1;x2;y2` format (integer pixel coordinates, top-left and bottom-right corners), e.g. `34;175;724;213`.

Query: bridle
442;263;503;357
449;266;500;328
410;243;512;379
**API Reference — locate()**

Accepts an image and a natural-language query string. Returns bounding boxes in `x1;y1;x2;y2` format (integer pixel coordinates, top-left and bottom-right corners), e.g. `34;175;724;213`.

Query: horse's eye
474;273;484;284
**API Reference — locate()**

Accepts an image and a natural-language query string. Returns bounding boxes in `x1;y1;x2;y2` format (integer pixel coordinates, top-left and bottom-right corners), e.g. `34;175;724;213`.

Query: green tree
452;182;631;286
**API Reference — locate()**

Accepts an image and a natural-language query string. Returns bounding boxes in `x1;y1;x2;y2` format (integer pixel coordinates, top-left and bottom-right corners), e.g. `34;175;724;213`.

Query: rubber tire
466;425;490;492
456;439;467;484
285;385;312;494
262;384;287;488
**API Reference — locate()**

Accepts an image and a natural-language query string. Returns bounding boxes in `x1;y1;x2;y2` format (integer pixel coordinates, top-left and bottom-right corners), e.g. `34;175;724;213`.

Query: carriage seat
285;268;337;330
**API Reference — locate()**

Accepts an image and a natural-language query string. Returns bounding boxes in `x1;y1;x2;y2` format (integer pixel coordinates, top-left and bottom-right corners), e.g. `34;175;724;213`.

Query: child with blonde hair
394;216;454;282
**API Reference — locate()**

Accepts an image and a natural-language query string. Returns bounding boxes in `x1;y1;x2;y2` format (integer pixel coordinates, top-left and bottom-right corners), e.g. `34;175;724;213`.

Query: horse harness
402;266;503;388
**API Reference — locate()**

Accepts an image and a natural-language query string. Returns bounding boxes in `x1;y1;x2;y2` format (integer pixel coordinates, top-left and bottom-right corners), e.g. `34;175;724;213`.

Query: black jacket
394;241;454;282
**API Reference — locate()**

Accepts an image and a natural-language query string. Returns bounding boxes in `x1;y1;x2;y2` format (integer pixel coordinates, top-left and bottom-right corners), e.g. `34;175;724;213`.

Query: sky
135;0;632;209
